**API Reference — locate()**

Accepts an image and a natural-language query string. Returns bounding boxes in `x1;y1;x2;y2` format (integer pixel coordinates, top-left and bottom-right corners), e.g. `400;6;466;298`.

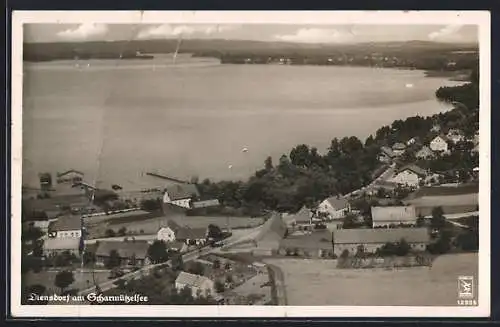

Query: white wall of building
55;229;81;238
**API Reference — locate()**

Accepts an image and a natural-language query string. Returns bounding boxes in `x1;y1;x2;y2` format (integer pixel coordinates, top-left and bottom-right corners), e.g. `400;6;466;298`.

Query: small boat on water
405;83;414;88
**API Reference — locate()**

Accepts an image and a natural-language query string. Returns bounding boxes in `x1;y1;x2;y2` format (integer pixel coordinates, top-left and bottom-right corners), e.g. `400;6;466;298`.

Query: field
406;193;478;207
264;253;478;306
410;183;479;198
24;269;111;294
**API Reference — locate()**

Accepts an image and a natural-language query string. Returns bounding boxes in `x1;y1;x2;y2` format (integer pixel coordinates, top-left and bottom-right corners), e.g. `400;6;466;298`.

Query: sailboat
172;36;183;65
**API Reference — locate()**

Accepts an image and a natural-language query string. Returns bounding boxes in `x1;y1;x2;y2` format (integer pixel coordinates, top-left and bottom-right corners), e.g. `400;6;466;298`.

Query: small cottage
317;196;351;220
391;164;428;188
429;135;450;154
175;272;215;299
333;228;430;257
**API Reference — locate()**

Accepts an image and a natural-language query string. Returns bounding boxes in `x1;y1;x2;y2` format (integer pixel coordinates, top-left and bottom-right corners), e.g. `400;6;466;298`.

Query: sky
24;23;478;44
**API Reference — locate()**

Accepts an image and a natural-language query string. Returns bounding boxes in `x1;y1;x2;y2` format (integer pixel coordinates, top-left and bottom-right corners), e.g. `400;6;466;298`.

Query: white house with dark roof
391;164;428;188
429;135;450;153
163;184;200;209
332;228;430;256
175;272;215;299
317;196;351;220
391;142;407;156
48;215;82;238
370;206;417;228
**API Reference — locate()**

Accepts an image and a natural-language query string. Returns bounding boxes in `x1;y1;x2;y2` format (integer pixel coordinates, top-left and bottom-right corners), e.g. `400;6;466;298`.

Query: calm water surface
22;56;460;189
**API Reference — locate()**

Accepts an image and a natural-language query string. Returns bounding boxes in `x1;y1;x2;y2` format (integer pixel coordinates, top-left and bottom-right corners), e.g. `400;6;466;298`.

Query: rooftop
371;206;417;223
49;215;81;232
165;184;200;201
175;271;213;289
397;164;427;177
323;196;349;210
175;227;207;240
392;142;406;150
282;206;311;224
44;237;80;251
333;227;430;244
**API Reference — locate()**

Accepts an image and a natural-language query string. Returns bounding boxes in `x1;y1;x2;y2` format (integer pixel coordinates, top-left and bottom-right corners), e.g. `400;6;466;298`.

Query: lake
22;56;460;190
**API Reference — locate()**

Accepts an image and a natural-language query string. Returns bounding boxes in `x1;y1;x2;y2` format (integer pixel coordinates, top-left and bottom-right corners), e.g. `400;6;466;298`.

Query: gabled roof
333;228;430;244
283;206;311;224
175;227;207;240
175;271;213;288
432;134;450;143
95;240;150;259
256;213;287;244
323;196;349;210
380;146;396;158
371;206;417;223
392;142;406;150
397;164;427;177
49;215;81;232
44;237;80;251
165;184;200;201
57;170;84;178
416;146;433;155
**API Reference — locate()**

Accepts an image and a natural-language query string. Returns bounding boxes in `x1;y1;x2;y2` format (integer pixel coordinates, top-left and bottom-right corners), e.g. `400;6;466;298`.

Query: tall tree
147;240;169;264
289;144;310;167
54;270;74;294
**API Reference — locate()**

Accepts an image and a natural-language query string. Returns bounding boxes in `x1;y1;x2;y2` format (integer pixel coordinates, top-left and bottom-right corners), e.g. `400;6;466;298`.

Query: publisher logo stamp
457;276;477;306
458;276;474;299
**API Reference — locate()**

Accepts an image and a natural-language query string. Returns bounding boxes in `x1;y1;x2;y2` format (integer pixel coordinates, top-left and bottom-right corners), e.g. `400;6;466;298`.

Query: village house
163;184;200;209
48;215;82;238
94;240;151;267
332;228;430;257
370;206;418;228
191;199;220;209
43;237;80;257
176;227;208;246
156;219;208;246
282;206;312;230
415;146;435;160
175;271;215;299
277;230;334;258
429;135;450;154
377;146;397;163
156;219;183;243
406;137;419;146
392;142;407;156
391;164;428;188
56;170;84;184
446;128;465;144
317;196;351;220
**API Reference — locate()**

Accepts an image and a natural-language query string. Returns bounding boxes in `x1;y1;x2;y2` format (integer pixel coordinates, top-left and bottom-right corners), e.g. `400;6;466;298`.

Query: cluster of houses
377;127;479;188
254;210;431;258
